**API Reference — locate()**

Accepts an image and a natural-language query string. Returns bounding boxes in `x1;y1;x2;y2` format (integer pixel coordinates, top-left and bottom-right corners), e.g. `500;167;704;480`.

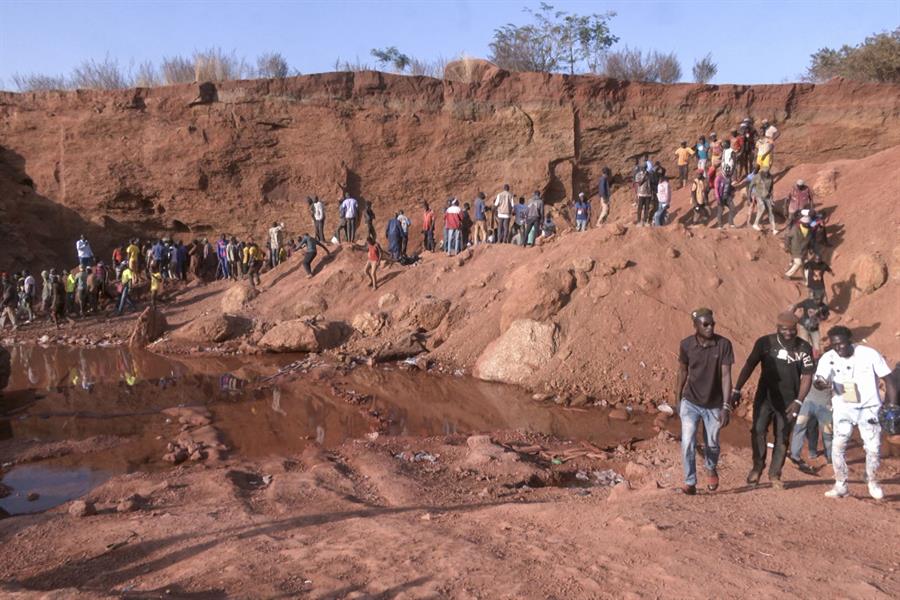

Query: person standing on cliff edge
675;308;734;495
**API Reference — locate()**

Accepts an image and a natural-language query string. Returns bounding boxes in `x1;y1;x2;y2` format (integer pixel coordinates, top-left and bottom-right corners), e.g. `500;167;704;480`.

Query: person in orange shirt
674;141;695;189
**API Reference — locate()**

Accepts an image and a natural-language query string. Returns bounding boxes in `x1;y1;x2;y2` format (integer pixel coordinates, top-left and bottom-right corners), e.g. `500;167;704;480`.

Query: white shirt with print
815;345;891;409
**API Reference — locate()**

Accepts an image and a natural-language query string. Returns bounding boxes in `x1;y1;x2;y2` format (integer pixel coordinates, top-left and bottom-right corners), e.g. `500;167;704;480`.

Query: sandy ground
1;423;898;599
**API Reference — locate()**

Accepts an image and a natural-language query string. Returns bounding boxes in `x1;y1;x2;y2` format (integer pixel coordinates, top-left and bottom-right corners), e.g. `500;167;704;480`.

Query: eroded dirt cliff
2;71;899;271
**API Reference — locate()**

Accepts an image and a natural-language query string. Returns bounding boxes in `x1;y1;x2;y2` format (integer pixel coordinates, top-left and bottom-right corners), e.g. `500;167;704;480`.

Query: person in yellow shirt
65;269;77;315
125;239;141;282
117;265;136;315
149;267;163;307
246;242;263;287
756;135;774;172
675;141;695;189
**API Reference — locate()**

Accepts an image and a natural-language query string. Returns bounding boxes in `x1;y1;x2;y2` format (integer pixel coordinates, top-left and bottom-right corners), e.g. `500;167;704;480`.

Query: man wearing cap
732;313;815;488
572;192;591;231
784;214;813;278
815;326;897;499
675;308;735;495
786;179;814;220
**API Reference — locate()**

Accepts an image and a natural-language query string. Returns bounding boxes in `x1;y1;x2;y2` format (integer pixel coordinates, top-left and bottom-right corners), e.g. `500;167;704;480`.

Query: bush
692;53;717;84
12;73;69;91
160;56;195;85
333;57;371;72
193;48;250;82
70;56;129;89
134;61;161;87
806;28;900;83
257;52;290;79
601;47;681;83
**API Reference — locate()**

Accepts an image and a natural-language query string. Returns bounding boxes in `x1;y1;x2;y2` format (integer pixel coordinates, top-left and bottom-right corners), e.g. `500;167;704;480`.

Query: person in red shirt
444;199;463;255
364;236;383;289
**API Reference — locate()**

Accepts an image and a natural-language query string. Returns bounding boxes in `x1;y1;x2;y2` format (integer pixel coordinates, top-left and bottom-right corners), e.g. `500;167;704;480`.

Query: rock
128;306;168;348
221;284;258;313
569;393;592;407
609;408;630;421
606;481;633;503
163;448;189;464
374;331;427;362
500;269;575;330
0;483;11;499
612;223;627;236
532;392;554;402
852;253;888;294
377;292;399;309
473;319;558;386
570;257;595;273
258;319;346;352
352;311;386;337
116;494;145;513
280;297;328;320
624;462;650;482
813;167;839;196
666;247;680;258
26;492;40;502
68;500;97;517
746;251;759;262
171;314;249;344
406;298;451;331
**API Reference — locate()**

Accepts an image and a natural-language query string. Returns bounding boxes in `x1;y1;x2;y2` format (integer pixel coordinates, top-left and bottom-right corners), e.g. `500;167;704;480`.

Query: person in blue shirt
696;136;710;171
473;192;487;244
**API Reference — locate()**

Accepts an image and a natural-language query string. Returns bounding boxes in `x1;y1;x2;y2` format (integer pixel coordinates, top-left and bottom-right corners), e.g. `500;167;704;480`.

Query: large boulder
278;297;328;321
405;297;451;331
221;284;258;313
352;311;386;337
128;307;167;348
500;269;575;330
852;253;888;294
171;314;249;343
473;319;558;385
258;319;346;353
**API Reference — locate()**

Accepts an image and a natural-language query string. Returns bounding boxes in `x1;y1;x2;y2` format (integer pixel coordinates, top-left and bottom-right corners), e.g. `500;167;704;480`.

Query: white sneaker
868;481;884;500
752;224;761;231
825;482;849;498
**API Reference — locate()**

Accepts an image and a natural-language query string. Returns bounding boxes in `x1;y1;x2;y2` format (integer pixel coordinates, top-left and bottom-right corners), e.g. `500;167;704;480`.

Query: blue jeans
679;398;722;485
446;229;460;255
117;284;135;315
790;399;833;461
653;204;668;226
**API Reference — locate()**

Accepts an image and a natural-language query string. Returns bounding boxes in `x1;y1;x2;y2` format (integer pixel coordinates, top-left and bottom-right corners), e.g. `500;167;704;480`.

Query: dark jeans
302;251;316;276
423;229;434;251
498;217;510;243
400;233;408;256
314;219;325;242
717;196;736;227
678;165;688;187
751;398;789;478
345;219;357;243
636;196;652;224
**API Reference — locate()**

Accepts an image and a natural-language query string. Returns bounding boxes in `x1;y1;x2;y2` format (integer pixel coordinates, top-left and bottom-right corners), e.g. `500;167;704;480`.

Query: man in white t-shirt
814;326;897;499
340;196;358;242
494;184;515;243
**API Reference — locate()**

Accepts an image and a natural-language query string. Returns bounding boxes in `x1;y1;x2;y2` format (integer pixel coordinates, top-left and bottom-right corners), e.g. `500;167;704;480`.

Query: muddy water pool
0;344;657;514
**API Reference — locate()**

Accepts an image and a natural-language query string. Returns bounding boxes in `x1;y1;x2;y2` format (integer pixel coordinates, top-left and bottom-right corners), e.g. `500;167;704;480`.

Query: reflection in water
0;465;110;516
1;344;665;515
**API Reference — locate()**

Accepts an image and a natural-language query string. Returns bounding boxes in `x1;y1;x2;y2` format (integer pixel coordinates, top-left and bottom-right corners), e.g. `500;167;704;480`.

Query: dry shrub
12;73;69;91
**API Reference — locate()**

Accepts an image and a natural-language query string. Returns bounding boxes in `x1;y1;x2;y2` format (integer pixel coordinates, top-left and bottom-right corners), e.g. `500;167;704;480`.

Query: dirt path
1;430;898;599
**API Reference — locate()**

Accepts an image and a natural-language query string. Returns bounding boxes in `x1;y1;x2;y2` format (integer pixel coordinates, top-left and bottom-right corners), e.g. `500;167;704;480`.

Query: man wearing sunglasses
675;308;735;495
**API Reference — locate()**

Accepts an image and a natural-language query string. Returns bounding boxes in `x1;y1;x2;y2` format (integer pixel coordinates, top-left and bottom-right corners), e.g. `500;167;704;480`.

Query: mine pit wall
1;70;899;258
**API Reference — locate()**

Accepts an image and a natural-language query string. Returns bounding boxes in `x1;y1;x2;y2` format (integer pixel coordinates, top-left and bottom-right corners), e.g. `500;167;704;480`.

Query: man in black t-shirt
803;252;832;303
732;312;814;488
675;308;735;495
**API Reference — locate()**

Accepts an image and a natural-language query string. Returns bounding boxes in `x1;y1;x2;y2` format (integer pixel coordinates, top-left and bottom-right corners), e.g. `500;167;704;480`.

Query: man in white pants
814;326;897;499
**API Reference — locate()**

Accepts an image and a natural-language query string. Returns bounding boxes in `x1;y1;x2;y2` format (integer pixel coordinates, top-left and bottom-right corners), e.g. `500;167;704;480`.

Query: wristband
723;404;733;412
791;399;802;406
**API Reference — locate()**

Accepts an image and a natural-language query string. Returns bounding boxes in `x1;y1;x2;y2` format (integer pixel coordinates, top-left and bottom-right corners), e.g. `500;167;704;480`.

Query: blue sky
1;0;897;89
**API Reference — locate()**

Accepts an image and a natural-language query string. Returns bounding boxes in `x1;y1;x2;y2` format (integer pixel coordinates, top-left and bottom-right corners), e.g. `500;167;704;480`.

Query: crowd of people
676;307;898;500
